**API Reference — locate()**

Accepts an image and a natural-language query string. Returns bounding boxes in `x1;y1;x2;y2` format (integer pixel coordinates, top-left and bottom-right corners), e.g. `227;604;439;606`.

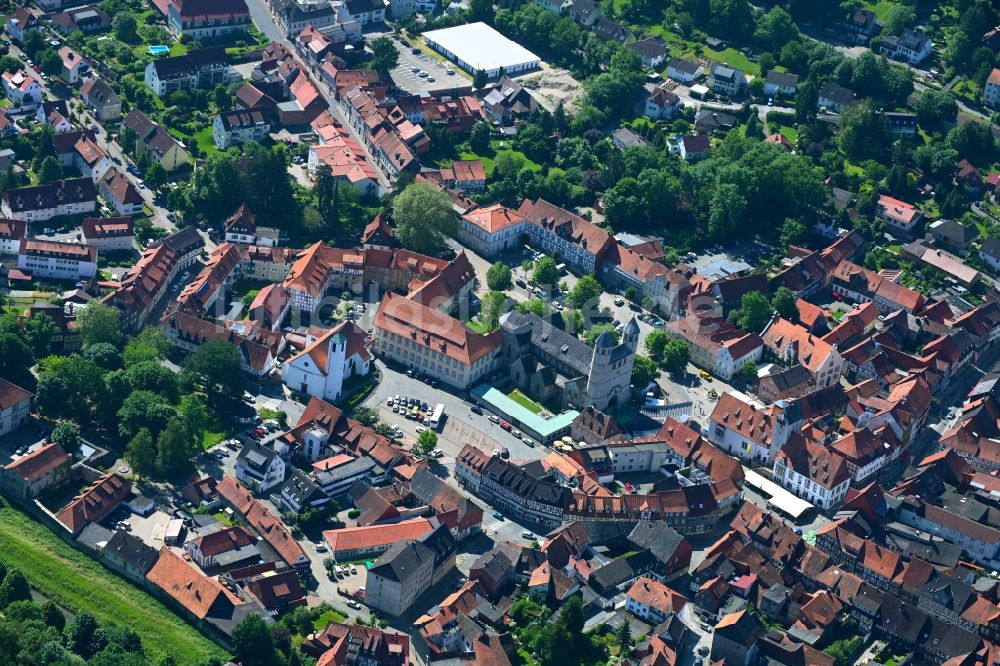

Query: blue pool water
148;45;169;56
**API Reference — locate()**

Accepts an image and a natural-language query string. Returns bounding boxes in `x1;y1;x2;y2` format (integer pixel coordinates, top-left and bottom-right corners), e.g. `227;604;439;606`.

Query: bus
429;403;445;430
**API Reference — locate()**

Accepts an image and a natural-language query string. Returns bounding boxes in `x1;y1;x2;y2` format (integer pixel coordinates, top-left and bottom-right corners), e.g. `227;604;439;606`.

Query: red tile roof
57;472;130;532
217;476;309;568
626;576;688;614
145;547;241;619
3;443;69;482
0;378;32;410
322;518;434;554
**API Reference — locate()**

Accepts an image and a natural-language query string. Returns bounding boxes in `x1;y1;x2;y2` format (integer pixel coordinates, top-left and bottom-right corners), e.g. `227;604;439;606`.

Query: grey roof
471;548;514;586
369;525;457;583
763;365;813;392
75;522;114;551
482;456;569;508
818;82;855;105
668;58;701;75
150;47;228;79
710;63;742;82
315;455;379;487
593;17;630;41
611;127;650;148
105;530;159;573
764;70;799;87
281;471;326;506
896;28;930;52
627;38;667;59
500;310;593;378
627;521;686;563
981;237;1000;260
694;108;736;131
589;550;655;591
237;441;277;474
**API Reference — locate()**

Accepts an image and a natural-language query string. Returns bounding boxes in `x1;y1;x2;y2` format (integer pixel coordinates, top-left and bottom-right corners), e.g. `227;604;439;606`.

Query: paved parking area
123;509;174;550
389;42;471;95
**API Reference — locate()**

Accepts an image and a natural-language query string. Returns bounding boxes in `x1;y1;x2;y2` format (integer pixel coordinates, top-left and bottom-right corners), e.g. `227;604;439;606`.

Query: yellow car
699;370;712;381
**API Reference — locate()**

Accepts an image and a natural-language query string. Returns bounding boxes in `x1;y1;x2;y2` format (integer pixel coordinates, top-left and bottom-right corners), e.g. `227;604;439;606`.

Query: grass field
507;389;543;414
861;0;902;21
312;609;348;630
0;500;226;663
644;26;761;76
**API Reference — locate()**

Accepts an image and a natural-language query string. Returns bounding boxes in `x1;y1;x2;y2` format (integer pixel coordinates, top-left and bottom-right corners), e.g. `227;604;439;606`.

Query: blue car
493;512;504;520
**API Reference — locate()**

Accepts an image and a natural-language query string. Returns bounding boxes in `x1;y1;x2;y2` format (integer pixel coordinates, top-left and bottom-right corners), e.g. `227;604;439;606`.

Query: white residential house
234;441;286;493
458;204;528;258
59;46;89;84
18;239;97;281
763;70;798;97
1;71;42;108
666;58;702;83
2;178;97;222
335;0;386;25
772;437;851;510
708;63;745;96
0;379;32;438
879;28;932;64
642;88;682;120
282;322;372;403
986;69;1000;109
707;391;803;464
213;109;271;149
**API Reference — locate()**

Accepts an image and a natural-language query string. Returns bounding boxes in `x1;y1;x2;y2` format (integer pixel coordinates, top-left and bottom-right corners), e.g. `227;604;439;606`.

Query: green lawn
507;389;543;414
312;609;348;630
644;26;760;76
0;500;226;663
0;98;11;108
465;319;490;333
775;124;798;142
169;42;188;57
861;0;902;21
191;126;218;155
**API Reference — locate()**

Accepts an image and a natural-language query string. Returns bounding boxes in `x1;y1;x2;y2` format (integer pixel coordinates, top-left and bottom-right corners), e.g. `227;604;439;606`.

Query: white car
315;542;327;552
418;70;428;77
614;297;625;306
347;599;361;609
416;426;425;433
411;66;419;73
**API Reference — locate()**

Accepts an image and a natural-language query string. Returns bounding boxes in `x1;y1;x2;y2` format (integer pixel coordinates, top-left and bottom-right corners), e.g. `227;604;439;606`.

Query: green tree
125;428;157;477
948;120;997;165
631;354;659;387
616;618;632;656
36;155;62;183
795;79;818;125
69;612;100;659
585;323;620;346
469;121;491;154
155;417;194;478
479;290;508;331
392;182;457;254
177;394;209;442
644;329;669;359
112;12;139;43
0;570;30;609
182;339;245;406
915;89;957;128
38;48;62;76
232;614;278;666
417;429;438;457
23;312;58;358
41;600;65;632
125;361;179;402
838;101;891;161
885;5;916;34
0;333;34;388
532;257;559;288
473;69;488;89
708;183;747;240
660;338;690;374
117;390;175;440
567;275;602;309
780;217;807;247
754;6;798;51
738;360;759;384
737;291;773;333
76;302;122;348
779;40;808;72
771;286;799;322
83;342;123;370
50;422;82;453
486;262;512;291
145;162;167;189
369;36;399;74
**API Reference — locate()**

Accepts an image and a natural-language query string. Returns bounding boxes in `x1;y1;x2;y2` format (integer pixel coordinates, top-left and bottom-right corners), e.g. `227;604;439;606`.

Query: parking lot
388;39;472;95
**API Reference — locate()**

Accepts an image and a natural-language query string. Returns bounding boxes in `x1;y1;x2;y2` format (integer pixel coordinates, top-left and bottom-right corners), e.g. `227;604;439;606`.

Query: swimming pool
148;45;169;56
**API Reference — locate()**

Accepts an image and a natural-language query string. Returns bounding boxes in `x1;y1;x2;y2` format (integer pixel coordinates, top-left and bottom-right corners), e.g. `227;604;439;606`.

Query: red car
500;421;512;431
832;292;843;301
31;65;40;73
253;427;266;436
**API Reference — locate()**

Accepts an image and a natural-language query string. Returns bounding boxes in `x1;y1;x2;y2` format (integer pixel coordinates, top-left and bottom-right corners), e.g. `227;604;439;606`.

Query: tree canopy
391;182;458;254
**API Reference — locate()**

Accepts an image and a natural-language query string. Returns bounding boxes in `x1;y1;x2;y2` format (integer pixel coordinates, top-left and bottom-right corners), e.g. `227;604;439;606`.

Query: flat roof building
422;22;541;78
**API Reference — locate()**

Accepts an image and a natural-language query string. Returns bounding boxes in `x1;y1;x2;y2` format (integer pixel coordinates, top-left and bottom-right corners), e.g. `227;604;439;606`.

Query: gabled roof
3;443;68;482
145;547;241;619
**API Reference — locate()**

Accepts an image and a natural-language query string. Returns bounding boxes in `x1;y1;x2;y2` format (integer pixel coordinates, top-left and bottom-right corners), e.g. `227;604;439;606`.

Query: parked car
347;599;361;609
315;542;327;552
493;511;504;520
471;405;483;415
500;421;512;431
